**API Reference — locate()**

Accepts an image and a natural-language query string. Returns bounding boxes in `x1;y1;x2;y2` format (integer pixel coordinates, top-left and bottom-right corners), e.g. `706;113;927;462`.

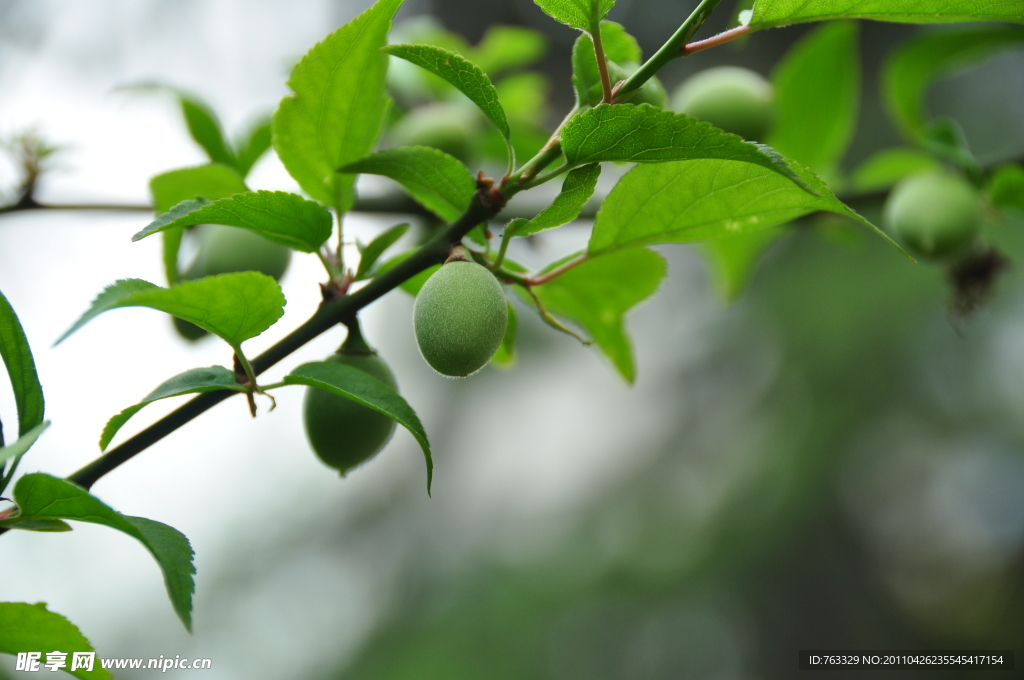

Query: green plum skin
195;224;291;280
884;170;982;260
303;351;398;474
388;103;478;163
413;261;508;378
671;66;775;141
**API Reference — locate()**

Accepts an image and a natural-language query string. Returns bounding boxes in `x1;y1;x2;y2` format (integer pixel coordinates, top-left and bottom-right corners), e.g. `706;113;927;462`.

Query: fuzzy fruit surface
388;103;477;163
884;170;982;260
187;224;291;281
303;350;398;474
414;261;508;377
671;66;774;141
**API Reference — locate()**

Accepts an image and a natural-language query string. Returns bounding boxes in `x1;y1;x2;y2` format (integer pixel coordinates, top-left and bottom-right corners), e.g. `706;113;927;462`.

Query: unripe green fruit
389;103;477;163
303;336;398;475
413;261;508;377
884;170;982;260
671;66;775;141
194;224;291;280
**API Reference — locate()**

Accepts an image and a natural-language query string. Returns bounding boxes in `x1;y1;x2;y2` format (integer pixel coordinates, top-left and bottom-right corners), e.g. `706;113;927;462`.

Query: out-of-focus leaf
180;96;236;168
374;252;440;296
534;0;616;32
57;274;285;348
849;148;939;193
507;164;600;238
235;117;273;178
589;158;907;257
561;104;810;191
497;72;551;124
355;224;410;281
0;475;196;631
0;602;112;679
490;302;518;367
749;0;1024;29
0;290;45;437
134;191;331;253
702;226;787;301
341;147;475;222
919;117;979;174
274;0;402;210
474;26;548;75
284;362;434;493
768;22;859;179
883;26;1024;140
384;45;511;144
991;164;1024;214
533;248;666;382
0;421;49;467
100;367;247;451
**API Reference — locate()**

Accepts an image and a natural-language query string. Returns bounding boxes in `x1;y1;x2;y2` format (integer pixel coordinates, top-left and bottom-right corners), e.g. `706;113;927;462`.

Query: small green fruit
671;66;775;141
884;170;982;260
302;331;398;475
413;261;508;377
388;103;477;163
194;224;291;280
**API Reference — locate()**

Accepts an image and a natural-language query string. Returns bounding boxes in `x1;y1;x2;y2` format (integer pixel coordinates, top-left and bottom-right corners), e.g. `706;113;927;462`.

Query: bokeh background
2;0;1024;678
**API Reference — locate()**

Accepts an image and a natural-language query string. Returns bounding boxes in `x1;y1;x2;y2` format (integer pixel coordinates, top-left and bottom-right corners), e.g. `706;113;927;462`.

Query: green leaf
1;475;196;631
534;248;666;382
490;302;518;367
134;190;332;253
100;367;247;451
149;164;250;286
572;22;642;104
473;26;548;76
0;290;45;437
341;147;475;222
57;274;285;348
384;45;511;146
0;421;49;467
273;0;402;210
883;26;1024;140
180;96;236;168
561;104;812;192
284;361;434;494
534;0;616;32
149;163;248;215
235;117;272;178
589;158;907;257
496;72;551;123
749;0;1024;29
768;22;859;179
355;224;410;281
508;163;601;238
991;164;1024;214
701;227;786;301
849;147;939;193
0;602;112;679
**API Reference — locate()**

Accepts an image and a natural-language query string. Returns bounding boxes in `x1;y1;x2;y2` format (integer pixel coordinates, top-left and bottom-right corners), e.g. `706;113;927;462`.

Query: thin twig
681;24;751;56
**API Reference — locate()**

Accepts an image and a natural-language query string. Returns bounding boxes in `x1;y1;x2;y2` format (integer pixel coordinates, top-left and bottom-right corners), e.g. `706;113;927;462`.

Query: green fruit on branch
192;224;291;280
388;102;478;163
303;326;398;474
884;170;982;260
413;260;508;377
671;66;775;141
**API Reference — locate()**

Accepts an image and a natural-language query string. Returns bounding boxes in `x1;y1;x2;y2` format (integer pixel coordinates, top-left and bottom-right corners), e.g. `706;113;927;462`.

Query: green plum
671;66;775;141
302;327;398;475
884;170;982;260
413;261;508;377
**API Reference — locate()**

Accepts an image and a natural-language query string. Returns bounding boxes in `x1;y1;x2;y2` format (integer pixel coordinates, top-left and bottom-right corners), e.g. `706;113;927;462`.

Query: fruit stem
339;317;374;355
590;14;614;105
681;24;750;56
615;0;727;101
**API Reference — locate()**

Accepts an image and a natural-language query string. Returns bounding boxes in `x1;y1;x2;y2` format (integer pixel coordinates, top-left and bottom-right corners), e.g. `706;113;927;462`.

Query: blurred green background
1;0;1023;678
